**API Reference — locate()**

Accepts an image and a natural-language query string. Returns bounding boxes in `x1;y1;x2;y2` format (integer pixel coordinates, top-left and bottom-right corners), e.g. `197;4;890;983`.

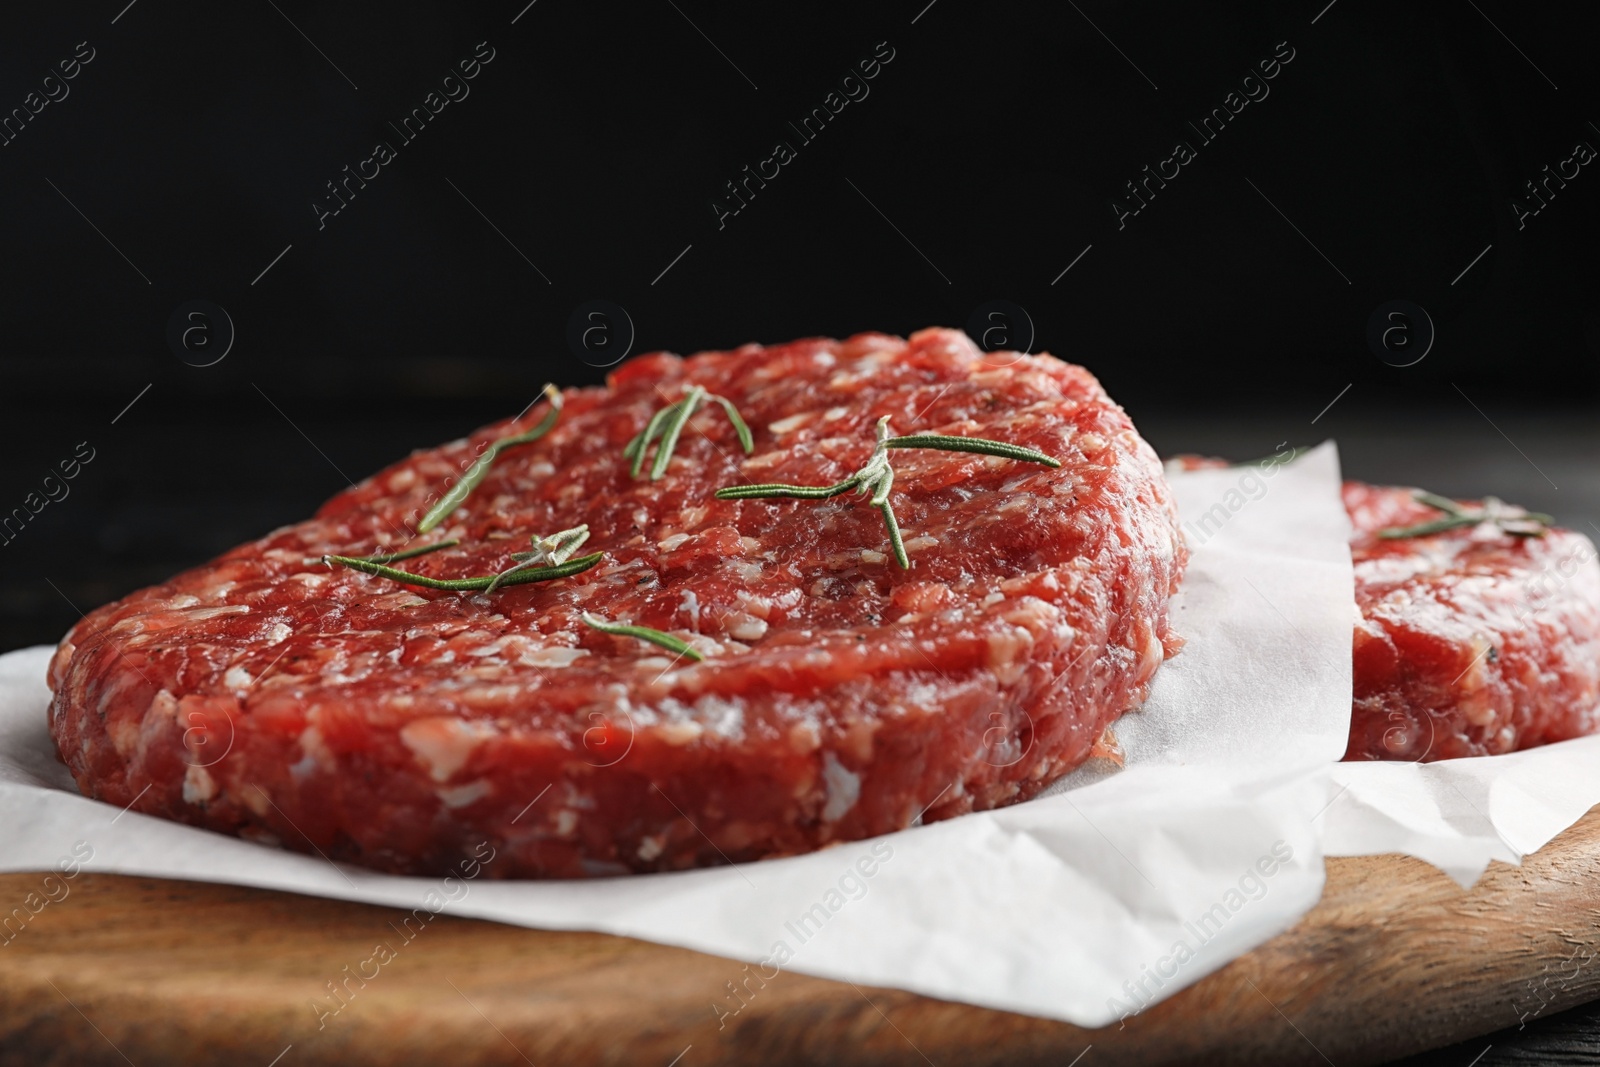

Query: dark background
0;2;1597;1061
2;0;1597;653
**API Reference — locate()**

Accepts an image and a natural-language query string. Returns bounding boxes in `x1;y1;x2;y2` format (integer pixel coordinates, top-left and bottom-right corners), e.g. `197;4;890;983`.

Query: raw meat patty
49;328;1186;878
1166;455;1600;761
1344;481;1600;761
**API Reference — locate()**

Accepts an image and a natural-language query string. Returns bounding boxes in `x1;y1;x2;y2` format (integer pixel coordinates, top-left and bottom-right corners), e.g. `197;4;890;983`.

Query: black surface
2;0;1597;647
1393;995;1600;1066
1;1;1597;1062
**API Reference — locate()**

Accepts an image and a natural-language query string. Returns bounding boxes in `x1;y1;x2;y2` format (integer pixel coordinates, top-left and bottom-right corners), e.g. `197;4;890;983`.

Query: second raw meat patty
1344;481;1600;761
1167;454;1600;762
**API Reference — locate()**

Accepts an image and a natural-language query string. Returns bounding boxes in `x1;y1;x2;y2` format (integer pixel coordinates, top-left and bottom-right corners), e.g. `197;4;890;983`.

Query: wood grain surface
1;806;1598;1067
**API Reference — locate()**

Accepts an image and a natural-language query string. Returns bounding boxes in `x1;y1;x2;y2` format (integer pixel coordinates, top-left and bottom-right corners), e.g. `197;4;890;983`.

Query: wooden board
2;807;1599;1067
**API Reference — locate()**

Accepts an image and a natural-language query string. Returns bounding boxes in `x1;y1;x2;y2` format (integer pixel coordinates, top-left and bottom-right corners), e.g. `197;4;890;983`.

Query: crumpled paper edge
1323;734;1600;886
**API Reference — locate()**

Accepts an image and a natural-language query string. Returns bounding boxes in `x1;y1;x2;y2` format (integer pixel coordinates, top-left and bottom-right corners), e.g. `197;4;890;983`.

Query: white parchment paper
1323;735;1600;886
0;442;1376;1027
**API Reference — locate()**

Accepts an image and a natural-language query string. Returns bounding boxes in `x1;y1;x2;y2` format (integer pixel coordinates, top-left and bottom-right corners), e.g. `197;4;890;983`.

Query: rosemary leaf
581;612;704;662
493;384;565;449
353;539;460;564
713;394;755;454
1378;489;1555;540
325;550;603;591
1499;520;1550;538
417;384;563;534
484;560;536;592
867;465;894;509
714;475;864;500
626;403;674;476
885;433;1061;468
1376;515;1479;540
550;526;591;562
869;468;909;568
627;385;756;481
485;526;591;593
712;416;1058;568
652;385;704;481
1412;490;1467;517
877;499;908;569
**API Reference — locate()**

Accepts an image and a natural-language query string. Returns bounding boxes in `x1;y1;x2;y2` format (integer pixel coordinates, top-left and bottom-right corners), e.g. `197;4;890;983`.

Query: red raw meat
1167;455;1600;762
1344;481;1600;761
49;328;1186;878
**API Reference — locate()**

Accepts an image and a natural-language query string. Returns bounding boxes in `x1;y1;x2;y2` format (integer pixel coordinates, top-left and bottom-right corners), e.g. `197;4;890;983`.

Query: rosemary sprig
1413;490;1472;514
581;612;704;662
881;433;1060;466
624;385;754;480
324;549;604;591
485;525;591;593
714;417;1059;568
1377;489;1554;540
350;539;460;564
417;384;563;534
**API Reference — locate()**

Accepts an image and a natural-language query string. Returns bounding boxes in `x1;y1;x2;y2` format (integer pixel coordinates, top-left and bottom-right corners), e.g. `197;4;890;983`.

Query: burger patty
48;328;1187;878
1167;455;1600;762
1344;481;1600;761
